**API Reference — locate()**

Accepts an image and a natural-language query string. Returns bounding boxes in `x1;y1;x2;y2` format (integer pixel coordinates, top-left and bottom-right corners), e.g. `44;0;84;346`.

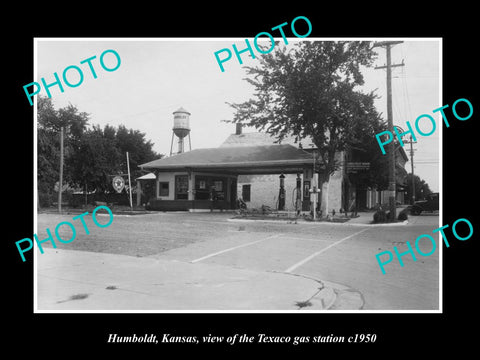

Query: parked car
408;192;439;215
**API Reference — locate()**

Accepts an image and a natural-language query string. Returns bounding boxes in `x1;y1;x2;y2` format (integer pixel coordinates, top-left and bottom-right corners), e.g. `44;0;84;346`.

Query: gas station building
137;108;408;213
139;143;317;212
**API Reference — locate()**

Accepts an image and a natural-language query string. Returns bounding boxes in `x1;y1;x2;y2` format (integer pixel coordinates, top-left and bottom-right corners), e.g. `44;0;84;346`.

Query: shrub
373;209;387;223
68;194;85;208
398;208;409;221
38;192;54;207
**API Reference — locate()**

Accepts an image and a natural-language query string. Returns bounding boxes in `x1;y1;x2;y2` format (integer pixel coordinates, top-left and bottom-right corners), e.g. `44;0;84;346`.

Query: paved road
35;211;440;311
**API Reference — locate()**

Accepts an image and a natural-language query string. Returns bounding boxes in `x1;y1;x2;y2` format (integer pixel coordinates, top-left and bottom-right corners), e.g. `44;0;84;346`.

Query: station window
242;184;251;202
159;182;169;197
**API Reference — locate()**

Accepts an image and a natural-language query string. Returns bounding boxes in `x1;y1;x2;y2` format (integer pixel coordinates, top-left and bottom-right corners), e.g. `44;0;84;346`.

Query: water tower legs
170;132;192;155
178;137;184;154
170;132;175;156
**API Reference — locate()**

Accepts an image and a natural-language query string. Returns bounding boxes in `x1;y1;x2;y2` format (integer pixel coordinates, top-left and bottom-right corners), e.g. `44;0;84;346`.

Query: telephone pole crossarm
373;41;404;48
375;59;404;70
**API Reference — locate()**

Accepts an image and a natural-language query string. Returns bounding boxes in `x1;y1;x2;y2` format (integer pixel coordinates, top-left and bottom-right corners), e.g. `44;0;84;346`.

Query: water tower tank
172;107;191;139
170;107;192;155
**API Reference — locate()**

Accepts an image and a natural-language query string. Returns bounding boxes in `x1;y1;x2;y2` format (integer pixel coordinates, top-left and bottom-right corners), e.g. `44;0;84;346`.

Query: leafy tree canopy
37;96;162;195
228;41;385;183
405;173;433;202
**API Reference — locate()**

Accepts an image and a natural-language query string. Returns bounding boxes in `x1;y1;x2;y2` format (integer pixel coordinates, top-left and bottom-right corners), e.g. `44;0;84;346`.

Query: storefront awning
139;144;315;175
136;172;156;180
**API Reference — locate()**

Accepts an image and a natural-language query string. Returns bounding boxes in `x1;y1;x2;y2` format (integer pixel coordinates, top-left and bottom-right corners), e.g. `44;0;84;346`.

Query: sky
35;38;441;192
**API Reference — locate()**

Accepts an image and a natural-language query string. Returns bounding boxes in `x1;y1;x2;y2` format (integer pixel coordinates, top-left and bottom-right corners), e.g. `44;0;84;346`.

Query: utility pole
126;151;133;210
374;41;404;221
312;149;317;221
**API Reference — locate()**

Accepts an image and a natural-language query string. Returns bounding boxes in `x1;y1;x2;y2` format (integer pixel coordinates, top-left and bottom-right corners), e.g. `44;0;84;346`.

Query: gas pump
295;174;302;215
309;185;321;220
278;174;285;210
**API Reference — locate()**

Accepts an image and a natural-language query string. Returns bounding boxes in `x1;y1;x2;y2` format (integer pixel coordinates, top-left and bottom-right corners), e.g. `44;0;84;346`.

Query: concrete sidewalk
36;248;352;312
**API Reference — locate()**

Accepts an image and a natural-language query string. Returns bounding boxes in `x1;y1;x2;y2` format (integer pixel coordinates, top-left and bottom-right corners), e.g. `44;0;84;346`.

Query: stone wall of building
238;170;345;213
223;131;349;214
237;174;300;211
322;168;343;215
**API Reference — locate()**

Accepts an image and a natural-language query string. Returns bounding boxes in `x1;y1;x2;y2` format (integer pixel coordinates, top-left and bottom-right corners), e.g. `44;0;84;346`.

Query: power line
399;45;414;122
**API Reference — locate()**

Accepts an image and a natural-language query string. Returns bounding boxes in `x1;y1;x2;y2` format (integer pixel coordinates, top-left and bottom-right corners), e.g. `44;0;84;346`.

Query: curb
304;287;337;310
278;272;363;311
282;272;365;312
227;217;409;227
345;220;408;227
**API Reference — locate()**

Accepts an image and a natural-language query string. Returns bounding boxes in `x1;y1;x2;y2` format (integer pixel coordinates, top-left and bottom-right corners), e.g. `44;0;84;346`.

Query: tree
69;125;122;195
228;41;382;209
115;125;158;180
37;96;89;197
37;96;162;205
405;173;432;203
68;124;161;195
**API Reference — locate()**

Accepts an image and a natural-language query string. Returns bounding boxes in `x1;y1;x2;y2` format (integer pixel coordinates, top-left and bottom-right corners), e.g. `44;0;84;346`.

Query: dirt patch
57;293;90;303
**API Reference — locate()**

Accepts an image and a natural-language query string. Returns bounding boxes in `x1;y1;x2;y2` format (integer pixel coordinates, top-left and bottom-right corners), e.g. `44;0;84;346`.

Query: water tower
170;107;192;155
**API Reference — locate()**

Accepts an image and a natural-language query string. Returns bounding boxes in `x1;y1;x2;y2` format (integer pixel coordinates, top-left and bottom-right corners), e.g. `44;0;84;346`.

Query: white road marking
190;234;282;263
280;236;335;243
284;228;369;273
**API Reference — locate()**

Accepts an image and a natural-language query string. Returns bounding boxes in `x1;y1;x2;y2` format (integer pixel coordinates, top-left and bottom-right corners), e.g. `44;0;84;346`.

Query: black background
5;4;477;355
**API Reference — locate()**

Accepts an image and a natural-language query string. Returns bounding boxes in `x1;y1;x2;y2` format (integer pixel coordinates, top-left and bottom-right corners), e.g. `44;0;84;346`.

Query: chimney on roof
235;123;242;135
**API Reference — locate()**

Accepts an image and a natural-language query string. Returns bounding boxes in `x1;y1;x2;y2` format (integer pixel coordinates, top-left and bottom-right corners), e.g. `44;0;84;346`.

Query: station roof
139;144;315;175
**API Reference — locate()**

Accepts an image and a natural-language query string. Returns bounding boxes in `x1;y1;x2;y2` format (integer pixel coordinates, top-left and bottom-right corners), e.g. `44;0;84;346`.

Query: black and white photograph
33;38;441;312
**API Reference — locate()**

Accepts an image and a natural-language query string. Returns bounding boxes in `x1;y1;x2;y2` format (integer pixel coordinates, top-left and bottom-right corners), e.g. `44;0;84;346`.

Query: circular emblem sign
112;176;125;193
